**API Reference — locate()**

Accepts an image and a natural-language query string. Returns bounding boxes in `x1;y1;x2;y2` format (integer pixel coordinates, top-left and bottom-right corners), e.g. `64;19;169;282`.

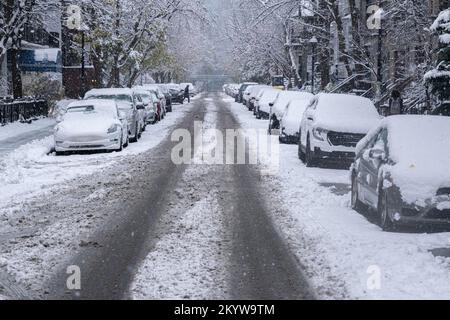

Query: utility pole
375;1;384;107
309;36;318;94
80;29;86;96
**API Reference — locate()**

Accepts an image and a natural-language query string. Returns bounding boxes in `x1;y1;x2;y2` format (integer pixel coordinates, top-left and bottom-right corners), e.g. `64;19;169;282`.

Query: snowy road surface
1;93;450;300
0;118;55;153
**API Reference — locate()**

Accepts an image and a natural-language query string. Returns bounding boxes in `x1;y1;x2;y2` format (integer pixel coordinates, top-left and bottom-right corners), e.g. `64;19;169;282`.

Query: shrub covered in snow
22;73;64;109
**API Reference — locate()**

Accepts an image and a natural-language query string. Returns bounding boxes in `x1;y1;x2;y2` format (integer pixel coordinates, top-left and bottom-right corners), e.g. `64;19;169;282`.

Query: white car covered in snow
84;88;144;143
54;100;128;155
351;115;450;231
299;93;381;167
246;85;271;111
279;98;311;144
255;88;280;119
269;91;313;135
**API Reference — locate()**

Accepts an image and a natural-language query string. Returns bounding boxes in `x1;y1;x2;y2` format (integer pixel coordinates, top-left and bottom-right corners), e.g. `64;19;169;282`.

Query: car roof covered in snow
85;88;134;98
67;99;117;109
312;93;380;134
273;91;314;117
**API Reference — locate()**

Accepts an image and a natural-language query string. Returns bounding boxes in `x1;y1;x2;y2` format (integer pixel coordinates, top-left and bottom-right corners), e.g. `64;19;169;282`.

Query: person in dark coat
388;90;404;116
184;85;190;103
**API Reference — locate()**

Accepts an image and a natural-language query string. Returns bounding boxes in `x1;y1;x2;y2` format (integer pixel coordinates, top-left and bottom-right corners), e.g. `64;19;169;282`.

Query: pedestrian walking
184;85;190;103
388;90;404;116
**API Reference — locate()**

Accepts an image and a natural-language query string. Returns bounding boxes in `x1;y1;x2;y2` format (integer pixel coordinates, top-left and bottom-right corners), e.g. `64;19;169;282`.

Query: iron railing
0;98;48;125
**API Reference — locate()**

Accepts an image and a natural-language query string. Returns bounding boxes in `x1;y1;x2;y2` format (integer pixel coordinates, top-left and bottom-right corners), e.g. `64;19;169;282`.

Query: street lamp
309;36;318;94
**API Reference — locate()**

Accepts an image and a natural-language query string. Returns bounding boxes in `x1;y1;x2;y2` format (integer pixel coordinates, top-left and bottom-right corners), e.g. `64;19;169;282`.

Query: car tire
130;124;139;143
351;173;365;212
305;137;316;167
116;135;123;152
298;132;306;162
123;135;129;148
378;187;395;232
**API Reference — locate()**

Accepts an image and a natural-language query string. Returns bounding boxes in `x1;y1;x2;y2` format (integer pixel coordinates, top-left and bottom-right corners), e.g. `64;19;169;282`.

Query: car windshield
86;94;133;110
65;104;115;118
388;116;450;163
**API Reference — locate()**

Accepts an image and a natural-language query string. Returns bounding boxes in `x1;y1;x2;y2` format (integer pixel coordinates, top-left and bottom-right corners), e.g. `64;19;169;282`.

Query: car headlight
108;124;119;134
312;127;328;141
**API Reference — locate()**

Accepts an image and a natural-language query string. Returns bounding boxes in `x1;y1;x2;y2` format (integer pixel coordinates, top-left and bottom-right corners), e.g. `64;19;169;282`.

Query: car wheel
298;132;306;162
351;173;365;212
378;188;395;232
305;137;316;167
116;135;123;152
123;135;129;148
130;124;139;143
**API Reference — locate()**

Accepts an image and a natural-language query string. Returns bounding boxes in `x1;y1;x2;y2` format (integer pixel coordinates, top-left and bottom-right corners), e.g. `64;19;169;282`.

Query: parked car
242;85;257;107
133;88;158;124
351;115;450;231
180;83;197;97
54;100;128;154
298;93;381;167
246;85;271;111
155;84;173;112
237;82;258;103
166;84;185;104
84;88;144;143
279;98;311;144
432;102;450;116
269;91;313;134
255;89;280;119
135;85;167;119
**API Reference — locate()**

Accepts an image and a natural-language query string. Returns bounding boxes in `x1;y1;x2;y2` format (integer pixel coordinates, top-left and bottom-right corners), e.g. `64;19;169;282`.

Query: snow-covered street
0;93;449;300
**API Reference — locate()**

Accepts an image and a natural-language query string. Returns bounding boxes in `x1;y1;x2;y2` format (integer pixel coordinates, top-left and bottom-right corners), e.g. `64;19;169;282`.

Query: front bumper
396;197;450;225
55;134;121;152
311;136;356;162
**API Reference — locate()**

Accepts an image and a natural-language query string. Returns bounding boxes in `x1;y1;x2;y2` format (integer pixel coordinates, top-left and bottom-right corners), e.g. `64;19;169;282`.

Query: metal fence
0;98;48;124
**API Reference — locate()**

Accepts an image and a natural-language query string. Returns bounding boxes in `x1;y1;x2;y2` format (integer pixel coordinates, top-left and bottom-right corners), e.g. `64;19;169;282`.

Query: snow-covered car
351;115;450;231
245;85;271;111
255;88;280;119
54;100;128;154
279;99;311;144
155;84;173;112
237;82;258;103
84;88;143;143
269;91;313;134
298;93;381;167
134;88;158;124
242;85;256;106
135;85;167;119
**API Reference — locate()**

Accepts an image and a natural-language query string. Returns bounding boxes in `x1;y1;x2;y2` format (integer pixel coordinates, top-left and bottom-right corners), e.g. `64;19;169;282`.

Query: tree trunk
329;0;353;81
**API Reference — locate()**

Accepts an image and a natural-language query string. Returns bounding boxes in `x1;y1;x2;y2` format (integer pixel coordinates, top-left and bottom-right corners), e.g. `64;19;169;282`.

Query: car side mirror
136;102;145;110
369;148;386;160
269;103;274;107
